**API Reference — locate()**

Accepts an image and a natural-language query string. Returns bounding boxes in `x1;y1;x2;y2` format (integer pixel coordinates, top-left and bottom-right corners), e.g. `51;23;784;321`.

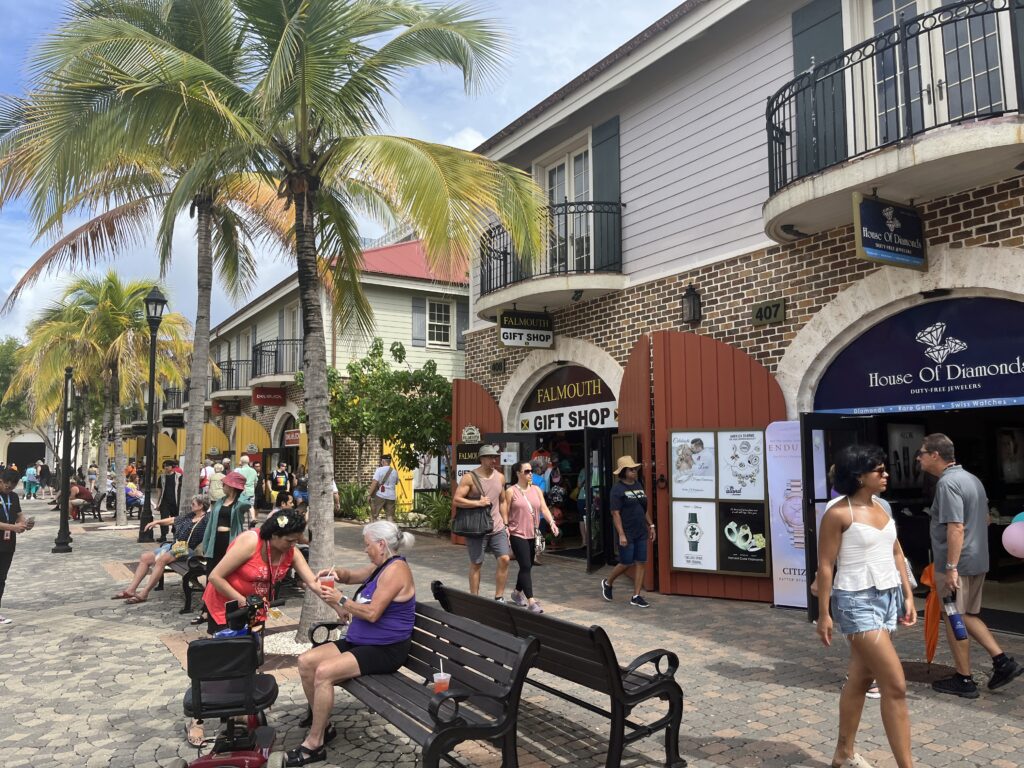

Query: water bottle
943;593;969;641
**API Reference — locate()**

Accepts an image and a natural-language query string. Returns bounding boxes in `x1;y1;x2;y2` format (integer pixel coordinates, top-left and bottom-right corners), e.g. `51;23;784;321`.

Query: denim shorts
618;533;648;566
830;586;903;636
153;542;194;560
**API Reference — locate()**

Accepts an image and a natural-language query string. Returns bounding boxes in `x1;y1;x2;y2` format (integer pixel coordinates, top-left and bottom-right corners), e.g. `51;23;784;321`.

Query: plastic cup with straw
433;658;450;693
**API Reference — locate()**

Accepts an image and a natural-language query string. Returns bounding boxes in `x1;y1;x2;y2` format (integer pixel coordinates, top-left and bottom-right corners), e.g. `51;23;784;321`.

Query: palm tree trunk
293;189;339;639
111;364;127;526
180;200;214;515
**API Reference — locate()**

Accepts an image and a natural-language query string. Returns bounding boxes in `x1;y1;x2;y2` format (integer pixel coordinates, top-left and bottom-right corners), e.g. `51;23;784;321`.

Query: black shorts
334;638;411;675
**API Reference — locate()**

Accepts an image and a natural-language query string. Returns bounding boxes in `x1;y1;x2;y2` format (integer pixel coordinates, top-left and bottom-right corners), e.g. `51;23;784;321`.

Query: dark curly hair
259;508;307;540
832;444;887;496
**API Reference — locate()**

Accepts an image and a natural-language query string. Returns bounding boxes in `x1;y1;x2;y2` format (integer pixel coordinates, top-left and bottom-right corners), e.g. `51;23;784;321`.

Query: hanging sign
283;429;301;447
853;192;927;271
162;413;185;429
815;298;1024;414
212;400;241;416
498;310;554;348
518;365;617;432
252;386;286;406
454;444;483;483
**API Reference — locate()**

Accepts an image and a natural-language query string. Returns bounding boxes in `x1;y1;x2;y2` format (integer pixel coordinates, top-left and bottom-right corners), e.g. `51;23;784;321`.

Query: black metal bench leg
155;573;165;592
501;726;520;768
606;703;626;768
664;689;686;767
181;579;193;614
420;736;443;768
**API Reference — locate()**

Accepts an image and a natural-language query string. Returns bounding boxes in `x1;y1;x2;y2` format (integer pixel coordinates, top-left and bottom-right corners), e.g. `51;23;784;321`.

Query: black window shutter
456;300;468;350
591;115;621;272
792;0;846;175
411;296;426;347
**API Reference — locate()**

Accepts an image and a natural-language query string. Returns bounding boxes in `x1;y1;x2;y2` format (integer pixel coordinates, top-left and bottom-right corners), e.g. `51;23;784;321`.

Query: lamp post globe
138;286;167;542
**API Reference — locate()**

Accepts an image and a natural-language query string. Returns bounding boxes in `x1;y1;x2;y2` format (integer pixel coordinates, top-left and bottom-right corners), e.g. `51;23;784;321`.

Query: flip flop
111;591;135;600
124;595;147;605
185;719;205;747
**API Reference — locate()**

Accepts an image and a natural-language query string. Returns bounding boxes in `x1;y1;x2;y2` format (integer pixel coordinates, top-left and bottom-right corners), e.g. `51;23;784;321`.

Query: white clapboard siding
620;8;793;280
333;284;466;380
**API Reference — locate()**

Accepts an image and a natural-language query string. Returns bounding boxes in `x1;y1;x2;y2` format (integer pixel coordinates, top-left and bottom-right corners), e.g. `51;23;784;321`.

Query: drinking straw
440;658;445;675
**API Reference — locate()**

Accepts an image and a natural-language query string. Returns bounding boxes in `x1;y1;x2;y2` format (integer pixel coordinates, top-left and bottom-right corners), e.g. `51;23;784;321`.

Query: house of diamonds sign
815;298;1024;414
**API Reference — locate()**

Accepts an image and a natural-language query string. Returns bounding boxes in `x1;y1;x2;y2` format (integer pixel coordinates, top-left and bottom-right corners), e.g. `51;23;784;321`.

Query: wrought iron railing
767;0;1024;195
252;339;304;379
163;388;183;411
211;360;252;393
182;376;212;404
479;200;623;296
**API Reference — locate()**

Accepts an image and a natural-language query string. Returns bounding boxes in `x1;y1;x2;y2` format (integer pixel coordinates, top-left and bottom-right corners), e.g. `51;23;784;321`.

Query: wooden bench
310;602;538;767
431;580;686;768
70;494;103;521
153;555;208;614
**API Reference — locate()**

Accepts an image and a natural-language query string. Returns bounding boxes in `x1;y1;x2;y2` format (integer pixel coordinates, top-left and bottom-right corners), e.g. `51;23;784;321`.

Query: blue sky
0;1;679;334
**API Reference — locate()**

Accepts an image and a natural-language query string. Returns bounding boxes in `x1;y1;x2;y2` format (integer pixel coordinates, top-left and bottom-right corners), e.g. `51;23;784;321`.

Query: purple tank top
346;556;416;646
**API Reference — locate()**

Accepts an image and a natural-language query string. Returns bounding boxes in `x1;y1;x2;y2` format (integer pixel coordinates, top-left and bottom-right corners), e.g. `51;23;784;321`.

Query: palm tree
4;0;546;635
0;0;290;515
7;272;191;525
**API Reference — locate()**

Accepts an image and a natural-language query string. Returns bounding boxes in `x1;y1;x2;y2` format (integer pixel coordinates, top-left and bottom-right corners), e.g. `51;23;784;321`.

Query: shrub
335;481;370;521
414;491;453;534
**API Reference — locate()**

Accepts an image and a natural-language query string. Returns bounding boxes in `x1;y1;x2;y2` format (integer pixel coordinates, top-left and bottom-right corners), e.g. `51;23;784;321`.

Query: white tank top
832;497;901;592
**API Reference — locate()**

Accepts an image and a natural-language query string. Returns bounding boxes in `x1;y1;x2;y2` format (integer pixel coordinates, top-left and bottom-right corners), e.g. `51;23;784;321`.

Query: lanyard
0;494;11;523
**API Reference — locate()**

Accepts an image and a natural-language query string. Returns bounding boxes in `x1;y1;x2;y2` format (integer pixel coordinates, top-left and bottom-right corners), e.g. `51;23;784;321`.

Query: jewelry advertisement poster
671;500;717;571
717;502;768;575
669;429;770;576
766;420;808;607
717;430;766;501
670;431;716;499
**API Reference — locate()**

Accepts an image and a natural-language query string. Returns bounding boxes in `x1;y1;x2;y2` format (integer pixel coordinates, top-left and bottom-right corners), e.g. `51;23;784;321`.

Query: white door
545;147;591;273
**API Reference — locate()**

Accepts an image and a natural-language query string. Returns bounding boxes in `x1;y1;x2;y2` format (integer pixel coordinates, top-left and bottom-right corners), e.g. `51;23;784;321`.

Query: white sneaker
0;615;11;625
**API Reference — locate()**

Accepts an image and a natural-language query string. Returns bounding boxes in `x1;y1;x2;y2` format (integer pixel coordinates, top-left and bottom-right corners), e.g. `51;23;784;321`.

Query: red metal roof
361;240;468;285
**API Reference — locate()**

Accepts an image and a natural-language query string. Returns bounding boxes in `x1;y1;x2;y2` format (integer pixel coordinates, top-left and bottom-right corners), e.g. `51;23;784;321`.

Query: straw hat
613;455;642;476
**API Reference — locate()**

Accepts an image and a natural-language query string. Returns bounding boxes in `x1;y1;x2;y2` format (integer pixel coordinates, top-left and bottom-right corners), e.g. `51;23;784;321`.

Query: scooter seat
183;674;278;719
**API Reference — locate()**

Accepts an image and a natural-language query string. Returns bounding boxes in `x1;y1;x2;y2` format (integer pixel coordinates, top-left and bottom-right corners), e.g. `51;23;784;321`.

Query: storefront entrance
805;297;1024;633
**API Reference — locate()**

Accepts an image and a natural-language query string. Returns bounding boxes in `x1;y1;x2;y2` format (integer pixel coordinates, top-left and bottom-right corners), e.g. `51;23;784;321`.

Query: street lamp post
52;366;73;554
138;286;167;543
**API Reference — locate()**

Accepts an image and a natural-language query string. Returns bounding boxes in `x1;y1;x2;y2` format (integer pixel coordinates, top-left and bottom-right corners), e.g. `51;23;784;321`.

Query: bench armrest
623;648;679;680
309;622;347;646
428;687;505;729
185;555;207;572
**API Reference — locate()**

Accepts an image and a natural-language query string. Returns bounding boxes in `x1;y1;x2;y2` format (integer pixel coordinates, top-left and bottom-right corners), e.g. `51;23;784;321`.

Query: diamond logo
883;206;902;233
915;322;967;363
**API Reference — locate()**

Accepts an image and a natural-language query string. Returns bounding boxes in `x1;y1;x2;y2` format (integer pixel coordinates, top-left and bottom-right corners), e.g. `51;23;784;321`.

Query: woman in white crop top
816;445;917;768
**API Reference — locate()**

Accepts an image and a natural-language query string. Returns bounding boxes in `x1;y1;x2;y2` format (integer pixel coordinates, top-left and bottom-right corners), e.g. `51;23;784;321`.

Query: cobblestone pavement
1;497;1021;767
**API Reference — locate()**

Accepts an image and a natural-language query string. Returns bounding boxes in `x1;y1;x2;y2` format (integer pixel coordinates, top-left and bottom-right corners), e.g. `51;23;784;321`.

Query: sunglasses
521;468;532;473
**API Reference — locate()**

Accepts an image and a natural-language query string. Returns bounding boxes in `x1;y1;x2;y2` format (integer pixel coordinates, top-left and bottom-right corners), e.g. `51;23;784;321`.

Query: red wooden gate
450;379;503;543
652;331;787;602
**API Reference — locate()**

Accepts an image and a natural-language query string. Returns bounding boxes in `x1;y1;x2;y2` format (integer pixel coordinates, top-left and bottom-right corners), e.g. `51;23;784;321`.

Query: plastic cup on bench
432;672;451;693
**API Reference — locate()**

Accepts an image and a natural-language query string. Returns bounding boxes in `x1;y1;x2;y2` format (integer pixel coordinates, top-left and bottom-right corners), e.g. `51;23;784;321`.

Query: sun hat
478;444;501;458
222;470;247;490
613;455;642;476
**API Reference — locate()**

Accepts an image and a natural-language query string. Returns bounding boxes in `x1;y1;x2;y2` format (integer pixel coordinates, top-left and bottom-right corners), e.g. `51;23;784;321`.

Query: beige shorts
950;572;985;615
370;496;396;519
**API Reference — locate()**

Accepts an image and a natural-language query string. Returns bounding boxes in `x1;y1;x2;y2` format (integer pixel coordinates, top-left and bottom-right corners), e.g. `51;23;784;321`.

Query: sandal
832;754;875;768
285;744;327;766
189;612;207;626
185;719;204;747
124;595;147;605
111;591;135;600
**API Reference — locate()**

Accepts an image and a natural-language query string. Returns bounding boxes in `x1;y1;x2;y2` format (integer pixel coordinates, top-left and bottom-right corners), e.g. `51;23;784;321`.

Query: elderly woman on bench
111;495;209;604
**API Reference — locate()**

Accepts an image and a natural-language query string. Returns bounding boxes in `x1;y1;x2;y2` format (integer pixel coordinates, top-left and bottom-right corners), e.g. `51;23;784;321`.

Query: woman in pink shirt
501;462;559;613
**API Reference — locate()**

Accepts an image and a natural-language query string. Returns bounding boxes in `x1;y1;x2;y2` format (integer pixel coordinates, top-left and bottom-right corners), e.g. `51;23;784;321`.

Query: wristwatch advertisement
685;512;703;551
672;500;716;571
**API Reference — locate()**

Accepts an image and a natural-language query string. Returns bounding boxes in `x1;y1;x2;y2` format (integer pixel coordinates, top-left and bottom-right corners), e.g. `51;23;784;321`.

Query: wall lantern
681;284;702;325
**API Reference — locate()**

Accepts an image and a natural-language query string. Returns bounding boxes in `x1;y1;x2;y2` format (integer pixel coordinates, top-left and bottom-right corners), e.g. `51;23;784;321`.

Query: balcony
476;200;626;320
251;339;304;385
162;388;183;413
182;376;212;406
764;0;1024;241
210;360;252;400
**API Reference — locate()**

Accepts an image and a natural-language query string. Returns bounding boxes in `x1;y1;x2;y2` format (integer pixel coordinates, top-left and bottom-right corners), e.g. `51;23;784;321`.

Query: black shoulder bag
452;471;494;538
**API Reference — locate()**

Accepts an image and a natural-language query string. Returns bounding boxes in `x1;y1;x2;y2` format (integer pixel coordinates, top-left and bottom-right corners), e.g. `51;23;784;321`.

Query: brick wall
466;176;1024;401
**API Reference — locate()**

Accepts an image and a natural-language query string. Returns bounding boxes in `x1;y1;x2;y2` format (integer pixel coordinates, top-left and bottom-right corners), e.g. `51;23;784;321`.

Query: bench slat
413;609;523;666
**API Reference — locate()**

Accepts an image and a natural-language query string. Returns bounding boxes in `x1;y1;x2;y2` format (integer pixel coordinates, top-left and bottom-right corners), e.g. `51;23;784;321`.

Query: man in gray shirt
919;433;1021;698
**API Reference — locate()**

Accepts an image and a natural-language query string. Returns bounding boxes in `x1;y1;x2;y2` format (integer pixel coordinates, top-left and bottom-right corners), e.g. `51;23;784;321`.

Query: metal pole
138;325;159;542
52;367;73;553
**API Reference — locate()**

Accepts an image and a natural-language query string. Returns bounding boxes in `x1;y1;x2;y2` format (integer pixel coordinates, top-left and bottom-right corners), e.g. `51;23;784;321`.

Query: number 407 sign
751;298;786;327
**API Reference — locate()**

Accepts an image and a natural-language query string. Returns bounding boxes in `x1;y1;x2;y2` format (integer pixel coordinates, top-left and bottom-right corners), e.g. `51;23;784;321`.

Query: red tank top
203;531;294;624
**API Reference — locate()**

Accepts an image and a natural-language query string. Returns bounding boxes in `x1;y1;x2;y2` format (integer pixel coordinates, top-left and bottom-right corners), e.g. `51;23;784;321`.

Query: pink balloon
1003;522;1024;559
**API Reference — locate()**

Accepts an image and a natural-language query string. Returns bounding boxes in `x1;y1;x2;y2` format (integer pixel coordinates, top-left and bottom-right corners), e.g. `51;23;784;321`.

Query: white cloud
442;127;486;150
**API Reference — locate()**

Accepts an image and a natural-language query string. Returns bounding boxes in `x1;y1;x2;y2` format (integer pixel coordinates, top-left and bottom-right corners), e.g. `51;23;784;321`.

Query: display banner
518;365;617;432
498;310;554;348
815;298;1024;414
767;420;807;608
853;192;927;271
717;502;768;575
671;500;717;571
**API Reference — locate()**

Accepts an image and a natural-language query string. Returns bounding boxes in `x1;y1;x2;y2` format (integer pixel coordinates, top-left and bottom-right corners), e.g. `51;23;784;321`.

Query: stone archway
499;336;625;431
270;405;300;446
775;245;1024;417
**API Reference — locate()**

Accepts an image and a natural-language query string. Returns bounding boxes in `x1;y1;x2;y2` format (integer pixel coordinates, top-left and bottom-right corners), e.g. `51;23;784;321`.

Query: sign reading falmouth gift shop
498;310;554;348
518;365;617;432
816;298;1024;414
853;192;927;271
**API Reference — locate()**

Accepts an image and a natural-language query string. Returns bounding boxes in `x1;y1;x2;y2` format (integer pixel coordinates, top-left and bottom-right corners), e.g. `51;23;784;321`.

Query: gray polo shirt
928;464;989;577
